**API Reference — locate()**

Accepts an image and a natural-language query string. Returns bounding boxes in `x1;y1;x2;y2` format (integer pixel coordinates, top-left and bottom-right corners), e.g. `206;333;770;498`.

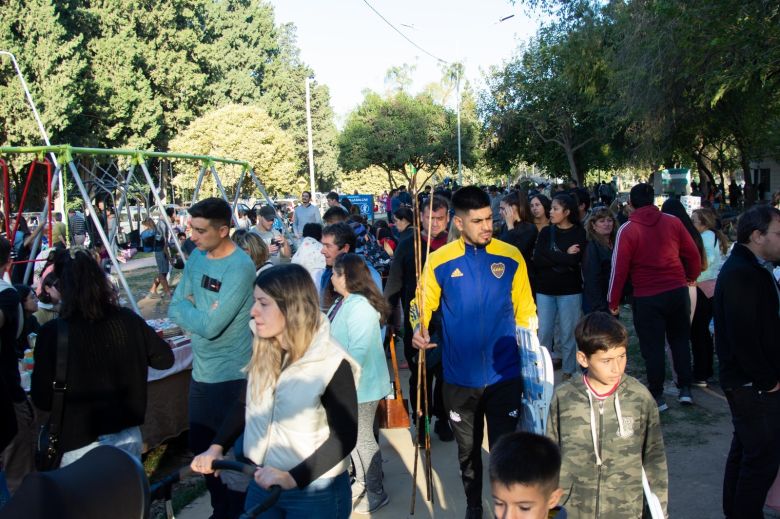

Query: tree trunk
386;168;398;190
692;151;716;189
735;141;756;208
563;144;581;186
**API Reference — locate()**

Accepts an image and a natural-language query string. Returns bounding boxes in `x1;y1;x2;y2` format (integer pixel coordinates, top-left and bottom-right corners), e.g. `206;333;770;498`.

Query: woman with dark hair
34;272;60;326
529;194;551;233
31;247;174;467
690;208;730;386
499;191;538;267
532;193;588;379
392;207;414;243
191;263;359;518
328;253;391;514
661;199;707;271
582;208;617;314
12;284;40;356
661;198;708;323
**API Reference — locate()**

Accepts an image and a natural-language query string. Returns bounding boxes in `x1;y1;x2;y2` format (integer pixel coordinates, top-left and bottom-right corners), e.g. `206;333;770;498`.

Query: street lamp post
456;68;462;186
305;76;316;195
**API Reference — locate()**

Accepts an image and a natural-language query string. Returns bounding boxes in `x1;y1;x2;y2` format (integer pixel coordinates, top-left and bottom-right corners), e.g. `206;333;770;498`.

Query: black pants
723;386;780;518
189;379;248;519
443;378;522;508
690;287;714;381
632;286;692;397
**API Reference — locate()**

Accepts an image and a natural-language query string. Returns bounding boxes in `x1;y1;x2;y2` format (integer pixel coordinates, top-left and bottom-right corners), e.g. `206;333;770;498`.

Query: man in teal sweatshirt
169;197;256;519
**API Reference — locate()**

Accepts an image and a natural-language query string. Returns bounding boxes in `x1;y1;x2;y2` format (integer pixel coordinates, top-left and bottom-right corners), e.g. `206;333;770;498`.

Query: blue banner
345;194;374;221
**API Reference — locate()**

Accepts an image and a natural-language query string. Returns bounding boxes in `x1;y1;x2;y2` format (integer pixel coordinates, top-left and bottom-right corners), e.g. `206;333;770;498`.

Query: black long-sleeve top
384;232;447;313
500;222;538;270
713;244;780;391
213;360;358;488
31;307;174;451
0;287;24;403
582;239;613;313
532;225;587;296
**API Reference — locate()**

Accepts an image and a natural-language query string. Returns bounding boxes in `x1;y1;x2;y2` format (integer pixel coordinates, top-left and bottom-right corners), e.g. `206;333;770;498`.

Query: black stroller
0;446;279;519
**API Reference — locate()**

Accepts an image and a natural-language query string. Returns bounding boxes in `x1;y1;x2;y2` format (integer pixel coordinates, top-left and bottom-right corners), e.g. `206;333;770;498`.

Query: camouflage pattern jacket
546;375;668;518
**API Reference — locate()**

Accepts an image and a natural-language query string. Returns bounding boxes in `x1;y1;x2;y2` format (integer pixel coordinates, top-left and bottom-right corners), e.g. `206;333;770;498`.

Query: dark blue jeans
189;378;248;519
244;472;350;519
723;386;780;518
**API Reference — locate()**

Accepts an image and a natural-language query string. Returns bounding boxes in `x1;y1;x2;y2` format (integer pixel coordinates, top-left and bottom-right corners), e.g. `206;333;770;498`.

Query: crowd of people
0;177;778;519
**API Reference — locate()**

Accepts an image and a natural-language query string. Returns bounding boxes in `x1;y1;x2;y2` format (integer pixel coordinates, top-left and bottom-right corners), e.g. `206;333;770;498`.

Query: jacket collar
463;239;488;254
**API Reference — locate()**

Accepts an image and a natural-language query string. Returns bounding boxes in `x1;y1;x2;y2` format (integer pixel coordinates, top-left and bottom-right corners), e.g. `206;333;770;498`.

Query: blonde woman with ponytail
191;264;360;519
690;208;730;387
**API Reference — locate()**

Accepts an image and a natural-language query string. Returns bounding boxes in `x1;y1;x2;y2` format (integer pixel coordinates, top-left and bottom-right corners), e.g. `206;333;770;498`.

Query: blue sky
269;0;543;121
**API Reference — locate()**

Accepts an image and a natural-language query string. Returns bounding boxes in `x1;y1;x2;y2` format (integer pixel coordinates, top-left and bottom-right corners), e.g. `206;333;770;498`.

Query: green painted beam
0;144;250;167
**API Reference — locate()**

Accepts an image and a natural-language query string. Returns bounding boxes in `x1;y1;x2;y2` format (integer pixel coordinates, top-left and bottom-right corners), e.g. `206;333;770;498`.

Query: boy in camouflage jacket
546;312;668;518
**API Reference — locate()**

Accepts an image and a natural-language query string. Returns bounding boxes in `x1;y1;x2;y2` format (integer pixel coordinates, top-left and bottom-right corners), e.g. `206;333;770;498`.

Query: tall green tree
481;14;615;184
0;0;86;147
339;91;477;189
197;0;278;108
169;104;298;197
609;0;780;197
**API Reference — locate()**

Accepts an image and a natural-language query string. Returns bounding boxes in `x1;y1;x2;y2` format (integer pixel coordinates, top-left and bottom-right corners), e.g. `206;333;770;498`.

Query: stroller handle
211;459;259;477
150;459;282;517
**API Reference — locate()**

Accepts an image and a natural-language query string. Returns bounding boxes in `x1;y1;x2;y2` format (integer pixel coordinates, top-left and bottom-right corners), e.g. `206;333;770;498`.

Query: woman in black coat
31;248;173;467
499;190;538;267
582;207;617;314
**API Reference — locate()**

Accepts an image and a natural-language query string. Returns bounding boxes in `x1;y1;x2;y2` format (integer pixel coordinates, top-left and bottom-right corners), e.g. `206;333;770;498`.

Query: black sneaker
465;506;483;519
434;418;454;442
655;396;669;412
679;387;693;405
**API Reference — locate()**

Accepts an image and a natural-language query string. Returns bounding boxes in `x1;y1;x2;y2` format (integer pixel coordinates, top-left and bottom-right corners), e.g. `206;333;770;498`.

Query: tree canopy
491;0;780;196
169;104;297;198
339;90;477;188
0;0;338;194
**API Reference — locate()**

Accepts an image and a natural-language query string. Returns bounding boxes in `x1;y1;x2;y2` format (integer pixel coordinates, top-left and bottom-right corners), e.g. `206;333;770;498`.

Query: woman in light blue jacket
328;253;392;514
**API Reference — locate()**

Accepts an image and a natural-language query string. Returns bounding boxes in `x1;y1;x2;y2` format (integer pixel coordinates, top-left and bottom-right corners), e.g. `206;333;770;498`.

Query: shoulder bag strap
49;318;69;437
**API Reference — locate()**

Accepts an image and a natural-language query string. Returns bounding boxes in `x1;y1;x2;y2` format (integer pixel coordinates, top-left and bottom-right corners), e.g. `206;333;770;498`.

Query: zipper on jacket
475;247;488;386
596;400;604;517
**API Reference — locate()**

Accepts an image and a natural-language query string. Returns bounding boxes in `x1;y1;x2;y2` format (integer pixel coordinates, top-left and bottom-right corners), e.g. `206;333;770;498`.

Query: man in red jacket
608;183;702;411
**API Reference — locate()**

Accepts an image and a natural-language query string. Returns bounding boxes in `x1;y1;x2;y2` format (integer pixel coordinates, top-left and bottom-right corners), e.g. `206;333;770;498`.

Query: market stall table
141;320;193;452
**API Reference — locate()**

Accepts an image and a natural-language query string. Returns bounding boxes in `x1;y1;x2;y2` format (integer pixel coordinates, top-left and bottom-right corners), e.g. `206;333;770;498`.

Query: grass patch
142;433;207;519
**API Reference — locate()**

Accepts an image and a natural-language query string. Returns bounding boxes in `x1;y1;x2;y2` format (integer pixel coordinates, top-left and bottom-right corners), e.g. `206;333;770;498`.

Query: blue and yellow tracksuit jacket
416;238;537;388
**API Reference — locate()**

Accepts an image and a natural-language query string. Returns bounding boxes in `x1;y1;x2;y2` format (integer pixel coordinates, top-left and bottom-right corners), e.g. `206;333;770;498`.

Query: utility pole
456;67;462;186
305;76;316;195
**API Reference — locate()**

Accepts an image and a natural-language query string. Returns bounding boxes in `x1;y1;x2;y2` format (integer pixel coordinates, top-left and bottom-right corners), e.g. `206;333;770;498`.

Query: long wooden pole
422;194;435;503
409;166;437;514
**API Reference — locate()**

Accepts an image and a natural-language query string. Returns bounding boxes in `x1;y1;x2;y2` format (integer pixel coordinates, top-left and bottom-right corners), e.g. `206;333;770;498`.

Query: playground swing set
1;48;279;314
0;145;275;314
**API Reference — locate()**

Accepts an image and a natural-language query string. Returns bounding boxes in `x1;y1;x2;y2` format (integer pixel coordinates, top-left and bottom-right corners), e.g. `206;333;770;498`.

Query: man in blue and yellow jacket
413;186;537;519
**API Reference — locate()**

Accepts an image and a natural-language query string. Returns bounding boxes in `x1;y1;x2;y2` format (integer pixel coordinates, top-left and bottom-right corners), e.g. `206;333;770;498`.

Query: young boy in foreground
490;431;566;519
546;312;668;518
